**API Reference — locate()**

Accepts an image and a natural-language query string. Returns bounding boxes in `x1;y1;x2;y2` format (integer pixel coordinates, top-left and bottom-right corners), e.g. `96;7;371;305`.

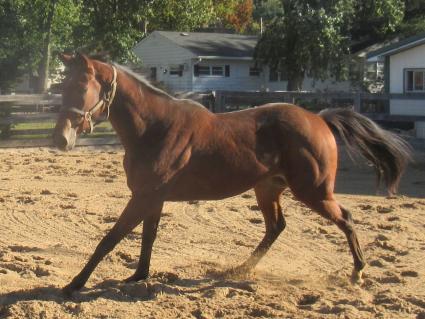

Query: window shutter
225;65;230;77
194;65;199;77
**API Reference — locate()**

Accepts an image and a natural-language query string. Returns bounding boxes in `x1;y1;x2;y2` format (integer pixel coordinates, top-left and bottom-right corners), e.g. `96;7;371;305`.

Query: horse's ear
59;53;73;66
75;52;95;75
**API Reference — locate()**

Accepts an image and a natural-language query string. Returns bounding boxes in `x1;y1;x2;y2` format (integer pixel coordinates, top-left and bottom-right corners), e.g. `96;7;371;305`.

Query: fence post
354;93;361;113
214;91;226;113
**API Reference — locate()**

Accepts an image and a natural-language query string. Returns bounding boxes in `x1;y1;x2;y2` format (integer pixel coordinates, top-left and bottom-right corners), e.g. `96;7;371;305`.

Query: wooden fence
0;94;118;148
213;91;389;114
1;91;420;148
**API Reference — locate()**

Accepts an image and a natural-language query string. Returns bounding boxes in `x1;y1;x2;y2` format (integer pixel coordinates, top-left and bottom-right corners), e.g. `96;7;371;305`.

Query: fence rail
0;94;117;147
0;91;421;148
212;91;390;113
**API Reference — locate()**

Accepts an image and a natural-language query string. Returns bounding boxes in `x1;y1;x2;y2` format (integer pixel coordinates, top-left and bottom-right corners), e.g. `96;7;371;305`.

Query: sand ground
0;146;424;318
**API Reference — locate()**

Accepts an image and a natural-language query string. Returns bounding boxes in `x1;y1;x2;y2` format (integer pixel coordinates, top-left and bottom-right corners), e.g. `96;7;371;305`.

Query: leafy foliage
0;0;28;92
255;0;354;90
0;0;424;93
213;0;254;33
0;0;81;92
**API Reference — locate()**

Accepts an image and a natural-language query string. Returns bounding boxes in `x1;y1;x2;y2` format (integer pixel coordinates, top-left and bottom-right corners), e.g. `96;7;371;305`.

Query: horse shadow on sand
0;267;257;311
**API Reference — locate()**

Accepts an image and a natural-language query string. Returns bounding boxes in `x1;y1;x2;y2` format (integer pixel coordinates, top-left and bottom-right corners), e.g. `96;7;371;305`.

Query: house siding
390;99;425;116
134;31;353;93
388;43;425;116
192;59;264;91
390;43;425;93
266;77;351;92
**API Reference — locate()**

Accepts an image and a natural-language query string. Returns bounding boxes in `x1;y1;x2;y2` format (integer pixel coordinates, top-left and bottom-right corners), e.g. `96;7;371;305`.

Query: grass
5;121;115;140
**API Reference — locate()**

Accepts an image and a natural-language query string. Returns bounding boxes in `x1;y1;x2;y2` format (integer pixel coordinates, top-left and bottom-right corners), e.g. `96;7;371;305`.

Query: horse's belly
165;164;265;201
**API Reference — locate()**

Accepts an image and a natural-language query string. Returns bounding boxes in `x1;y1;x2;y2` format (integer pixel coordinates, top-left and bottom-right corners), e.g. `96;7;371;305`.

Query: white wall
263;70;351;92
388;43;425;116
389;43;425;94
390;99;425;116
133;32;195;92
416;121;425;138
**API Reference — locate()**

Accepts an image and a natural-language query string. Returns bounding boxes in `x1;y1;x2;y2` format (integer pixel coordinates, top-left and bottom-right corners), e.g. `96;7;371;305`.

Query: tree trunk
37;0;57;93
286;72;304;91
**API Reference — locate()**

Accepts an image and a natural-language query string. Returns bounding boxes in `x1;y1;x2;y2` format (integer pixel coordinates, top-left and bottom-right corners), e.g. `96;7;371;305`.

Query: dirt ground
0;146;424;319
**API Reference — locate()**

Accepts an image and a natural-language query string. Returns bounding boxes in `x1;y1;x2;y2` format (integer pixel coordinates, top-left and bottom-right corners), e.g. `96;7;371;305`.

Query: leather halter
62;65;117;134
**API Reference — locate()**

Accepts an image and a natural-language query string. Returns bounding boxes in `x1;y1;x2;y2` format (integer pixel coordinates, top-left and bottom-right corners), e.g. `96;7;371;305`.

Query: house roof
367;32;425;60
154;31;258;58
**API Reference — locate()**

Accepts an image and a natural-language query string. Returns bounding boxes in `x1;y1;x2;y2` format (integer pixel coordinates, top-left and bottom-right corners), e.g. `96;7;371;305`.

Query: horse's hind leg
338;204;366;283
236;176;286;272
296;195;366;284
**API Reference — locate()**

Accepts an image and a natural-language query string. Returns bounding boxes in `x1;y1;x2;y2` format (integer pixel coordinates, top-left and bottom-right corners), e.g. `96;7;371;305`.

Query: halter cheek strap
63;65;117;134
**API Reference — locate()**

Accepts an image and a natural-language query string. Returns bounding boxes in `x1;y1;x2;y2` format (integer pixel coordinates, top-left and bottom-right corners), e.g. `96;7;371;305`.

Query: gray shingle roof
156;31;258;58
367;32;425;59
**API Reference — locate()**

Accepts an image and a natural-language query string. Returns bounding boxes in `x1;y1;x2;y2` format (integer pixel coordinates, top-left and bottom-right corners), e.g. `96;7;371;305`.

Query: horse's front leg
124;213;161;282
63;194;163;296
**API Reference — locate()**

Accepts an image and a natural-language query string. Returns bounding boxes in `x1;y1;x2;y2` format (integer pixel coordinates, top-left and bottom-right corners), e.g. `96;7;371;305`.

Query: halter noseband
62;65;117;134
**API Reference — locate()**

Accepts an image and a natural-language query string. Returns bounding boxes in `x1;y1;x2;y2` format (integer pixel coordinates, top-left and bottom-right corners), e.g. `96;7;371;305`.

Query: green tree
72;0;216;63
397;0;425;37
253;0;283;26
0;0;81;93
148;0;214;32
351;0;405;43
72;1;149;63
255;0;355;91
0;0;28;92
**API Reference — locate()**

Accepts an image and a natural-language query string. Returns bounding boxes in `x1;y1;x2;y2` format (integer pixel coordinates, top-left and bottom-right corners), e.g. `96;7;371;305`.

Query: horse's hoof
350;269;364;285
62;285;76;298
230;264;253;277
124;273;149;283
62;281;84;297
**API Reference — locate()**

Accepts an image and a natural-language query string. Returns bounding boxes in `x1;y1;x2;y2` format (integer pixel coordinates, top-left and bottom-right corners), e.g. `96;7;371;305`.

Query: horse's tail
319;108;412;195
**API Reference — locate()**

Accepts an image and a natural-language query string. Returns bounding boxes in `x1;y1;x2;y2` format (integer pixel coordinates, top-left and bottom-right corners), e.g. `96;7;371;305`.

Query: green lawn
8;121;115;140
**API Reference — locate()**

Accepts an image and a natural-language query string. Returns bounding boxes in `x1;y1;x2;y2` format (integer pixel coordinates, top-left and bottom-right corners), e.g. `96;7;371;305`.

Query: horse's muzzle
53;119;77;151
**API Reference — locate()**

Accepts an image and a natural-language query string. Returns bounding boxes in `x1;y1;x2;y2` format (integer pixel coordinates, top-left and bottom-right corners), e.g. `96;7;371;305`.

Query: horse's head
53;53;117;151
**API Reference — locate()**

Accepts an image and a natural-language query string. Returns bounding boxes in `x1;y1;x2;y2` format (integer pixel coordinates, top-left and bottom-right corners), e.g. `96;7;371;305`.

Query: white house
133;31;351;93
367;32;425;138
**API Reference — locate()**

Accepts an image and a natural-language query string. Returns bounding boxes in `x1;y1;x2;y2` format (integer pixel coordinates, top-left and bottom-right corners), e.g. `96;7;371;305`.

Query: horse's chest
124;152;183;193
123;154;159;191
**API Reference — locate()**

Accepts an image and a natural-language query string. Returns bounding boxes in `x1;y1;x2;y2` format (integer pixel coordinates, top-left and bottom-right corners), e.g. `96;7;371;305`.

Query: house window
269;69;286;82
194;65;230;77
249;67;261;76
169;65;183;77
405;69;425;92
197;66;211;76
212;66;224;76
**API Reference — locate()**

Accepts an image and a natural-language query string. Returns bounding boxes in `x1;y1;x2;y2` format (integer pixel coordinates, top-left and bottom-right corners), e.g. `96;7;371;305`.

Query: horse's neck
109;80;174;151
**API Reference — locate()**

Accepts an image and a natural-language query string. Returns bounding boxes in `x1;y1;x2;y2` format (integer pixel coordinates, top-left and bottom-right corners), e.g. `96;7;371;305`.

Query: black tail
320;108;412;195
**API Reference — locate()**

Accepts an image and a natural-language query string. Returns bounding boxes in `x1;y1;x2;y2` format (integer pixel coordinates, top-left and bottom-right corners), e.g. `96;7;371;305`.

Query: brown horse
54;53;411;295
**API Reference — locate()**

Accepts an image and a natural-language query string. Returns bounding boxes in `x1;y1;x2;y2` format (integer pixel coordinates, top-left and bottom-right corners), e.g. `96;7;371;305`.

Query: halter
62;65;117;134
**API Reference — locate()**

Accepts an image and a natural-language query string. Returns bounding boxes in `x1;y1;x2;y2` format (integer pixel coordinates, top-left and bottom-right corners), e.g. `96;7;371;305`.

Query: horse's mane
112;63;174;100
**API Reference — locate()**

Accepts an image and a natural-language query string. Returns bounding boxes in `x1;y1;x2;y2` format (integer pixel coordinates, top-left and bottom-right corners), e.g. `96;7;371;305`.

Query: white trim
368;38;425;59
196;56;253;61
